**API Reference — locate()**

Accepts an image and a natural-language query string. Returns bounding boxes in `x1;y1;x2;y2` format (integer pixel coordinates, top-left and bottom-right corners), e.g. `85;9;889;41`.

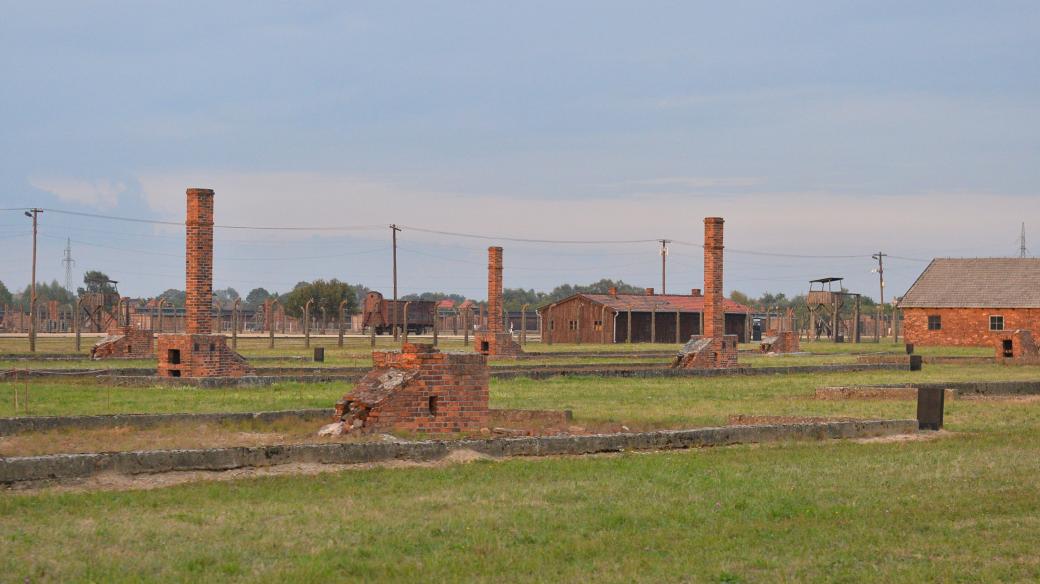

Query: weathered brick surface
994;329;1040;364
91;326;154;359
475;246;522;356
185;188;214;335
156;334;253;378
156;188;251;377
903;307;1040;347
675;217;738;369
336;343;489;434
760;330;800;353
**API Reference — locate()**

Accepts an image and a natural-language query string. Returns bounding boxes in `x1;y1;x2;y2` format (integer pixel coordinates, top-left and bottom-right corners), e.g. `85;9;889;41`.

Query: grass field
2;391;1039;581
2;338;1036;582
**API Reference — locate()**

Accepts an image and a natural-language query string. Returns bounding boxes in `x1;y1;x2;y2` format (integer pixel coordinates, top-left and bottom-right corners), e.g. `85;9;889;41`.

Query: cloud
29;177;128;207
135;170;1040;258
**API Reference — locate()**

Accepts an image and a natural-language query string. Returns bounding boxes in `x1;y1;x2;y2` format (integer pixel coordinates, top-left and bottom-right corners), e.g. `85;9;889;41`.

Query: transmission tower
62;237;76;293
1019;223;1029;258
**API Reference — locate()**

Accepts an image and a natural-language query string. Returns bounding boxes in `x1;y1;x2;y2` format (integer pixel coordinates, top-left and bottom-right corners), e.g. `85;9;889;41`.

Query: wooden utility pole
659;239;670;295
872;252;886;342
390;224;401;340
26;209;42;353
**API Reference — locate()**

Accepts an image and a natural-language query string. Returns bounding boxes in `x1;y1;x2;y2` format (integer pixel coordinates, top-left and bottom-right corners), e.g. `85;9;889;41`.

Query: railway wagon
362;291;436;334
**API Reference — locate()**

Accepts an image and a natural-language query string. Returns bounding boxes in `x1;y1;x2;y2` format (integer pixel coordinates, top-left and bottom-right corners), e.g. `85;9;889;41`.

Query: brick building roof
540;293;751;314
899;258;1040;308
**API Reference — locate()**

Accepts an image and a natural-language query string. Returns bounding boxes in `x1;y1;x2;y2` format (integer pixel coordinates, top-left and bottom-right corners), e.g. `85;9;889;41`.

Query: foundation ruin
91;297;154;359
474;246;523;357
156;188;253;378
672;217;739;369
760;330;800;354
328;343;489;434
995;329;1040;364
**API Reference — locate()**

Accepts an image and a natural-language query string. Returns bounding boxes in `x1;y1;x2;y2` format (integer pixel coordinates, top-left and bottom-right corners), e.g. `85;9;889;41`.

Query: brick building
538;289;750;344
899;258;1040;347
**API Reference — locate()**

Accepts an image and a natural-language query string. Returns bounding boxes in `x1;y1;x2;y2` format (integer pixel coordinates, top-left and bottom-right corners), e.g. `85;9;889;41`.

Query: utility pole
872;251;886;342
659;239;670;295
25;209;43;352
390;224;401;341
1019;223;1029;258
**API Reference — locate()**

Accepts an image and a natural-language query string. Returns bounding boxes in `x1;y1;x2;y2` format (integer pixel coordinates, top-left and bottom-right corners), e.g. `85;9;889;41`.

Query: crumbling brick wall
91;326;155;359
474;246;522;357
674;217;738;369
333;343;489;434
995;329;1040;364
156;188;252;378
760;330;800;354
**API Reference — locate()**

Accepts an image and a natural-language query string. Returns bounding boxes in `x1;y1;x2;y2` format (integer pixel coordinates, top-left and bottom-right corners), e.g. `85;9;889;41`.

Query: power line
40;208;384;232
399;224;660;245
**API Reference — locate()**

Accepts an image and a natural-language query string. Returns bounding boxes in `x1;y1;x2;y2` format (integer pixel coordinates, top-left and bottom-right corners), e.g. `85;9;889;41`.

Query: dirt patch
815;387;957;401
727;415;859;426
8;449;500;494
854;430;951;444
958;394;1040;403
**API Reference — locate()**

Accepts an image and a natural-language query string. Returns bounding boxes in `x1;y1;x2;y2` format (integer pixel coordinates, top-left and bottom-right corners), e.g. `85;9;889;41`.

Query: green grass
2;399;1040;581
1;363;1037;421
2;355;1038;581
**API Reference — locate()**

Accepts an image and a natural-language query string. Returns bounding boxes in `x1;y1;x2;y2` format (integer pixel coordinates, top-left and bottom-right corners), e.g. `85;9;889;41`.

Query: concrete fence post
675;310;681;344
268;299;280;349
626;309;632;344
402;301;411;343
520;304;530;345
304;299;314;348
432;304;439;347
463;308;470;347
338;300;348;348
232;298;240;350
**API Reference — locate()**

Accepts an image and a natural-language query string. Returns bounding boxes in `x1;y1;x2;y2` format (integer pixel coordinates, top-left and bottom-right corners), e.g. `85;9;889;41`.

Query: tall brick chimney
703;217;724;338
185;188;214;334
487;246;503;335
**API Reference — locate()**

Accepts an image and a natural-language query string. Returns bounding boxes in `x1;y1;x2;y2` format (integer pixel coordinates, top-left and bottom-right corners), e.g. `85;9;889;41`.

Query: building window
927;315;941;331
593;320;603;332
549;320;555;330
990;315;1004;331
568;320;577;331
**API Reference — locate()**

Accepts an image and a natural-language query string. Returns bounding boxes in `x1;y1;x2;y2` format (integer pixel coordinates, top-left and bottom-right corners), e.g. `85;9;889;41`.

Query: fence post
432;304;439;347
402;301;411;343
304;299;313;348
232;298;240;350
338;300;348;348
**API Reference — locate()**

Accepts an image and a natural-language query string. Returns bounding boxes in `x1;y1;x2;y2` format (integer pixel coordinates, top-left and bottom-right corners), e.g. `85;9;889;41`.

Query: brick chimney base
91;326;154;359
332;343;489;434
156;334;254;378
995;330;1040;364
671;335;739;369
760;331;800;354
473;331;523;357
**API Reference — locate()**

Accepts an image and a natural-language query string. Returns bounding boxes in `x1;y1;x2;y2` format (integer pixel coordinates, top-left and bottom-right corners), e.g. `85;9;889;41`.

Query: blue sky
1;1;1038;301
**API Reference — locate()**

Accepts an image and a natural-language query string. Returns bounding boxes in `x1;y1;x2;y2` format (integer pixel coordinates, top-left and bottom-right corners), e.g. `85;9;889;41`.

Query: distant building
898;258;1040;346
537;288;751;343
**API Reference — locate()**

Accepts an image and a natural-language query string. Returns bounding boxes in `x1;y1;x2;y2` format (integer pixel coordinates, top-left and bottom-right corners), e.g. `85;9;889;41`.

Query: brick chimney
185;188;214;334
608;287;618;297
703;217;724;338
691;288;702;297
487;246;503;335
645;288;655;296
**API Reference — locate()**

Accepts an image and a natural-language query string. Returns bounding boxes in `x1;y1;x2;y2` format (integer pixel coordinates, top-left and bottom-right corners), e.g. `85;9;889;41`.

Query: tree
245;287;272;307
0;279;11;307
283;279;357;318
214;287;240;305
158;289;186;307
77;270;117;296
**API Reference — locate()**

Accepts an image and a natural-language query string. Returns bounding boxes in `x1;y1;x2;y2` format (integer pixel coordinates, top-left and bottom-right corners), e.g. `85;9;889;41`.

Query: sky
1;1;1038;302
